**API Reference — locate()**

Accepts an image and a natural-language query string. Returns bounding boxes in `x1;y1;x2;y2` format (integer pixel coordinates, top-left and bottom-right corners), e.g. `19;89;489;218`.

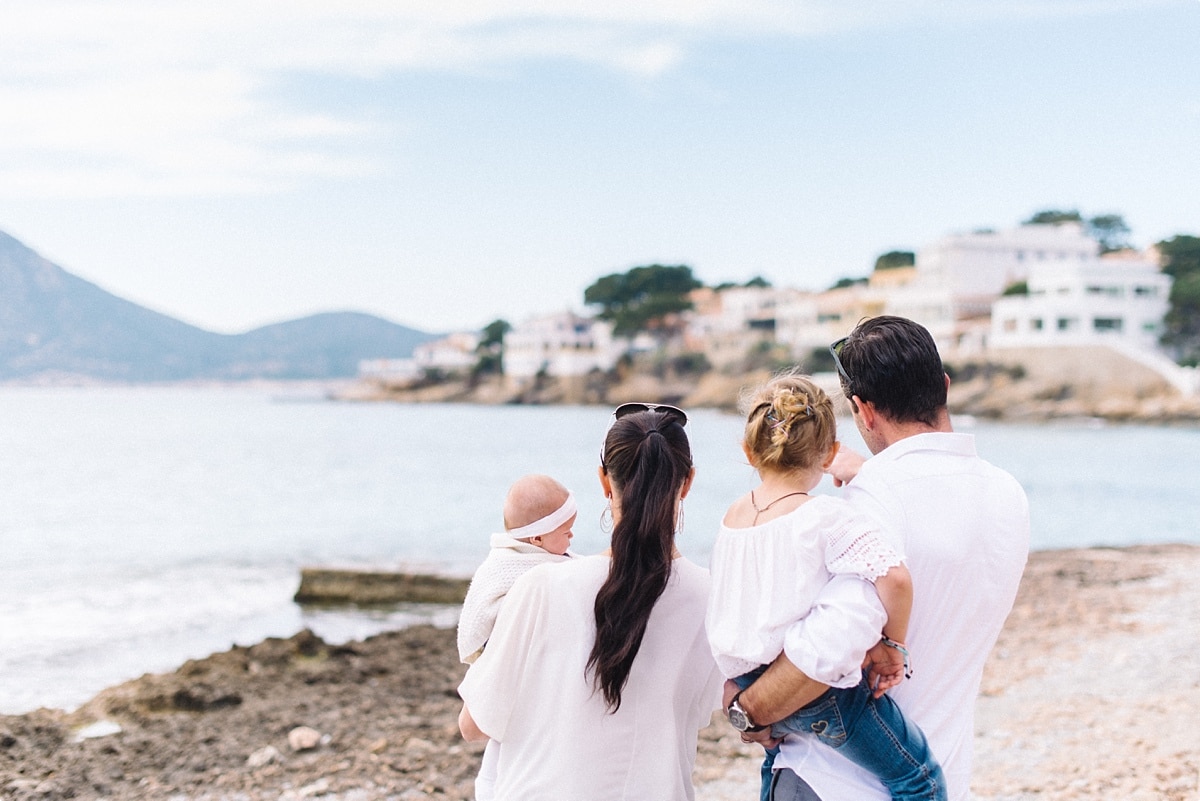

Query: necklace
750;489;808;525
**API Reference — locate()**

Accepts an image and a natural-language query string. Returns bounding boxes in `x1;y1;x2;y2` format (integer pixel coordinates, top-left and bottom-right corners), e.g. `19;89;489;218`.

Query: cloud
0;0;1179;199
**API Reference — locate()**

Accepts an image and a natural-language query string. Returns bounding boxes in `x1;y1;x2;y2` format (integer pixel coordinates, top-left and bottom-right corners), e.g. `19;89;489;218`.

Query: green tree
873;251;915;271
1157;235;1200;279
473;318;510;377
712;276;772;291
1158;235;1200;365
1163;272;1200;366
1023;209;1083;225
1002;280;1029;296
584;264;702;337
828;276;868;290
478;319;510;350
1087;214;1132;253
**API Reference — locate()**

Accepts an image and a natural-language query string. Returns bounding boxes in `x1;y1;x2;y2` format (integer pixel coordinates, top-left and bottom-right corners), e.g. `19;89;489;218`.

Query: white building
413;332;480;372
888;223;1103;354
357;331;480;381
686;286;810;367
504;312;618;379
990;254;1171;351
917;222;1098;299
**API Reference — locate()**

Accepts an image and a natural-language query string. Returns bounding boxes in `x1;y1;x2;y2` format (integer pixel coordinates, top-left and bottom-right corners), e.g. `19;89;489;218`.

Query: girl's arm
874;563;912;644
863;563;913;697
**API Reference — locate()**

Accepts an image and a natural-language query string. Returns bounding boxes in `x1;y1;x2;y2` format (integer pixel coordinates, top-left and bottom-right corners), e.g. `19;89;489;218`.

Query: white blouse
458;555;723;801
705;493;901;685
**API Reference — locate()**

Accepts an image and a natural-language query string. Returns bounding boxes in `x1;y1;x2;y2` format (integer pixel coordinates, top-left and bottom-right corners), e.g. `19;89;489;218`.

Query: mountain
222;312;438;380
0;230;437;382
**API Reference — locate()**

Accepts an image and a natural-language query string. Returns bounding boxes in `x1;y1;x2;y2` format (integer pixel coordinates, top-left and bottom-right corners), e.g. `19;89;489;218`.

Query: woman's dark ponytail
587;411;691;711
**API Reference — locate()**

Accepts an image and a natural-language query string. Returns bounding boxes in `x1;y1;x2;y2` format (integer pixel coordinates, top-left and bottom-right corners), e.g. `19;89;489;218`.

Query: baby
457;473;577;800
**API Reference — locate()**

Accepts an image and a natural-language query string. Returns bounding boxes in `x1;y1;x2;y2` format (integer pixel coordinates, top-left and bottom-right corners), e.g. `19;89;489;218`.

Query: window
1031;318;1044;331
1093;318;1123;332
1057;317;1078;331
1003;318;1017;332
1134;286;1158;297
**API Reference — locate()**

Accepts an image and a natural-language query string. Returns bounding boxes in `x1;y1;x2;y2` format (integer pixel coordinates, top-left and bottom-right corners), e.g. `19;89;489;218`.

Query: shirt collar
873;430;977;463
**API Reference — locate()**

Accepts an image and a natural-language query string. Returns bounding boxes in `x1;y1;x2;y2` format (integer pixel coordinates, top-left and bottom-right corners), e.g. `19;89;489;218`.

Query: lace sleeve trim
825;522;902;581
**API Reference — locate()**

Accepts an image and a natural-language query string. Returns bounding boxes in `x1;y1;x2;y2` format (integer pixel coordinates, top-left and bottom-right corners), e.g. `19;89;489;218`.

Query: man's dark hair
837;316;946;426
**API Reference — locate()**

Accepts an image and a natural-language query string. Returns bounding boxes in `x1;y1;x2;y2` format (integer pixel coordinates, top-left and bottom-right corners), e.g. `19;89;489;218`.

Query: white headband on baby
507;493;578;539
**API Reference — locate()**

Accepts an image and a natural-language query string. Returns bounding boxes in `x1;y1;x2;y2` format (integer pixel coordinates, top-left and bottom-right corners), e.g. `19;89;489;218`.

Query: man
726;316;1030;800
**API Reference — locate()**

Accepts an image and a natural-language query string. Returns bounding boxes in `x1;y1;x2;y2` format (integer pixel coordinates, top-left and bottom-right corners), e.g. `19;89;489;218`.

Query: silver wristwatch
727;691;766;733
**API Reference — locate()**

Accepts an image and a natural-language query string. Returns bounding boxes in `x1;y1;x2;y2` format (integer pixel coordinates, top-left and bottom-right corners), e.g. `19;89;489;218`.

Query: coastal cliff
337;345;1200;424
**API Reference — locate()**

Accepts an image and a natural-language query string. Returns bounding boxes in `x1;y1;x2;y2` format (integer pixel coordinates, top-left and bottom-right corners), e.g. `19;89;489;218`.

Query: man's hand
740;727;783;750
827;447;866;487
723;681;782;749
722;678;740;711
862;640;907;698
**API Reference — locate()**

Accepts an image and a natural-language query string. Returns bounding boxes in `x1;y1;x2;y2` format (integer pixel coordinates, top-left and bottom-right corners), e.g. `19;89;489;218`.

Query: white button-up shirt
774;432;1030;801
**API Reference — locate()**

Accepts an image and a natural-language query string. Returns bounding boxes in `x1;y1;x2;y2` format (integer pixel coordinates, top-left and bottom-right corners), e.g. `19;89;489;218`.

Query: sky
1;1;1198;335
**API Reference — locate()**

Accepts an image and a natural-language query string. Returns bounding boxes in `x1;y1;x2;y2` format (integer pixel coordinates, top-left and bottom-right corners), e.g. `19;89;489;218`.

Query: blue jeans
734;668;946;801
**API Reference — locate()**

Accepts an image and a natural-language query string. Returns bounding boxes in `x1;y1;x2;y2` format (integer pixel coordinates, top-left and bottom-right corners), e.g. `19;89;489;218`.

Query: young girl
707;373;946;801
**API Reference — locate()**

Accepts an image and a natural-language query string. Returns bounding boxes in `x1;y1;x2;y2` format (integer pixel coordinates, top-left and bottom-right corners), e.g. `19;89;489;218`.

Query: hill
0;230;435;382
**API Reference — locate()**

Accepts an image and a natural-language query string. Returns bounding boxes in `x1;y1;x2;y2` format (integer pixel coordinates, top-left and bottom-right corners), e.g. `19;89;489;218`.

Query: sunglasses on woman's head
611;402;688;426
601;403;688;467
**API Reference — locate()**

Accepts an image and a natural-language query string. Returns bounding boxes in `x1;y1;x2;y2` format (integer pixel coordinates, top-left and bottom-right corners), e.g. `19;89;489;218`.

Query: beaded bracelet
880;636;913;679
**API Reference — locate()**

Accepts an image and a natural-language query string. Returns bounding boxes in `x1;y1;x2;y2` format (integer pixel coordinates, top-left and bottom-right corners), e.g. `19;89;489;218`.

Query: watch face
728;704;750;732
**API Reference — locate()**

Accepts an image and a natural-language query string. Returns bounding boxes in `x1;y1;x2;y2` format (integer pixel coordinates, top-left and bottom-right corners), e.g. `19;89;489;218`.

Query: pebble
287;726;323;752
247;745;281;768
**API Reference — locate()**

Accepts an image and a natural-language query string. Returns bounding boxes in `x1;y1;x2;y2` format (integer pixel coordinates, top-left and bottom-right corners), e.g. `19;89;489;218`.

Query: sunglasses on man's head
612;402;688;426
829;336;853;390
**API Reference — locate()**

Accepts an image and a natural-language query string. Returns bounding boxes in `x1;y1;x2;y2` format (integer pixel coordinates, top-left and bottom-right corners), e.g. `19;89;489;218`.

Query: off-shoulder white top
705;493;902;685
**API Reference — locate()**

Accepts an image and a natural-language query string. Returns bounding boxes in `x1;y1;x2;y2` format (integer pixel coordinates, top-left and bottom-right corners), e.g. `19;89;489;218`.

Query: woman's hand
458;704;489;742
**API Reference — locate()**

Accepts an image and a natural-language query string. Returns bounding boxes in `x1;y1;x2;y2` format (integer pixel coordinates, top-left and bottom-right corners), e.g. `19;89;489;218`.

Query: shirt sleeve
781;574;887;688
457;566;551;742
842;469;906;557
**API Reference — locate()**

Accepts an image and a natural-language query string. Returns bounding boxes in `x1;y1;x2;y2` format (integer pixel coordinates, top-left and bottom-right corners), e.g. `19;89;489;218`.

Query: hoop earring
600;503;613;534
675;505;685;535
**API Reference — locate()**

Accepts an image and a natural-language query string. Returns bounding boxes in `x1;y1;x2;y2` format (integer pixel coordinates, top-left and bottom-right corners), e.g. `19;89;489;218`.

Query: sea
2;385;1198;715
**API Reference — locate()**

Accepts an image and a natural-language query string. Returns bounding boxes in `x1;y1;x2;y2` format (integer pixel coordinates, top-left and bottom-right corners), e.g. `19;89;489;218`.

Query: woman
457;403;723;801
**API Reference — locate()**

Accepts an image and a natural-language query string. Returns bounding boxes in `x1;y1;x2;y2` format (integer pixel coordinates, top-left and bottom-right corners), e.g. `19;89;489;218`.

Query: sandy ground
2;544;1198;801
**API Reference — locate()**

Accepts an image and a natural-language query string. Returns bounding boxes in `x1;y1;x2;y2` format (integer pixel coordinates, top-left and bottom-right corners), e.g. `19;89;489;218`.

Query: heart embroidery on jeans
810;720;828;735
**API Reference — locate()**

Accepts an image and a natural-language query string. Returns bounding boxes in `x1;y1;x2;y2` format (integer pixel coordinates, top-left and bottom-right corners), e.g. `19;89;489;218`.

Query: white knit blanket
456;532;571;663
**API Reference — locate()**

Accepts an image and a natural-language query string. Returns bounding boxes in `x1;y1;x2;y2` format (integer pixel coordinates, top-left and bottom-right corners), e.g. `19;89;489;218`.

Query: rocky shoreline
3;544;1199;800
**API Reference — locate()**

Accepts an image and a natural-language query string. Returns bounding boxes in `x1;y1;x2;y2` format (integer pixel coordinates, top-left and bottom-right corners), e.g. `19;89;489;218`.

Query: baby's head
503;474;576;555
742;372;837;475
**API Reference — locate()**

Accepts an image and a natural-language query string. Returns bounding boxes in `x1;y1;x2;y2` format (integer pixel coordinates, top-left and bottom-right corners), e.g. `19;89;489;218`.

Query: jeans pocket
795;695;848;747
